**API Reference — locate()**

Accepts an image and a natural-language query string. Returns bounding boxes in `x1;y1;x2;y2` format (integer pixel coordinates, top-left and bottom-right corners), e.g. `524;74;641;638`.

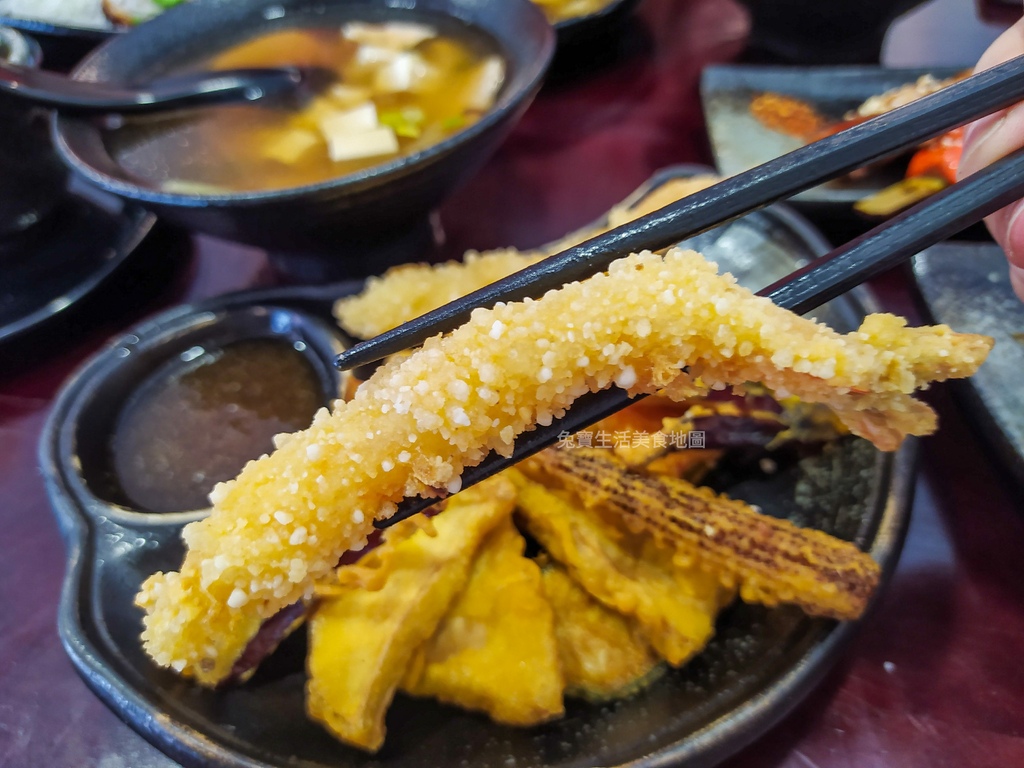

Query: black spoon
0;63;329;114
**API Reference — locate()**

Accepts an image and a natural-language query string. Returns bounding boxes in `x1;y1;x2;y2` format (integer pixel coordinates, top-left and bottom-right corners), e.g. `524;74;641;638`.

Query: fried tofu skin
402;518;564;726
524;449;880;620
138;248;990;684
541;565;663;703
334;177;719;339
305;478;515;753
507;468;730;666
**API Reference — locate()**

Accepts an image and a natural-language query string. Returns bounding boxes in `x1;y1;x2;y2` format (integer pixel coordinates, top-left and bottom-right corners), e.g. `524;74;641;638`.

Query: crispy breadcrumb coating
334;177;719;338
137;248;991;684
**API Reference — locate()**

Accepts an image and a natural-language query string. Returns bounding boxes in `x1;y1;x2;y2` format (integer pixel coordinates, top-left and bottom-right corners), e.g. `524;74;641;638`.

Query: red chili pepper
905;127;964;185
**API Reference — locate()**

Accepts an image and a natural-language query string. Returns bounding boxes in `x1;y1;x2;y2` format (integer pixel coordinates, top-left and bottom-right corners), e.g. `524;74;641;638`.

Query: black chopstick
375;145;1024;529
340;53;1024;372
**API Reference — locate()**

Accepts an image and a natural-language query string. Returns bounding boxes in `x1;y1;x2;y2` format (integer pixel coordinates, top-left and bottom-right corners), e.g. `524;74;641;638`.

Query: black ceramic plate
913;242;1024;488
701;65;966;207
0;14;114;69
0;179;157;347
41;169;915;768
0;10;112;38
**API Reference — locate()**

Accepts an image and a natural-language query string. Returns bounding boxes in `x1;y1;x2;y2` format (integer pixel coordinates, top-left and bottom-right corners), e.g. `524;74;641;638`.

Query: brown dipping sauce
111;339;324;513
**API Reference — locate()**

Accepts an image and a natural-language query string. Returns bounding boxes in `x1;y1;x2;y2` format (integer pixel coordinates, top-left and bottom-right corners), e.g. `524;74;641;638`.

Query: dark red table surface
3;1;1024;766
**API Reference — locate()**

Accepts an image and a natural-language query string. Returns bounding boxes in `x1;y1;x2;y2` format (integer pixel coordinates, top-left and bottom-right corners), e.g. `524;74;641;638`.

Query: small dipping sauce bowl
56;301;345;520
52;0;554;281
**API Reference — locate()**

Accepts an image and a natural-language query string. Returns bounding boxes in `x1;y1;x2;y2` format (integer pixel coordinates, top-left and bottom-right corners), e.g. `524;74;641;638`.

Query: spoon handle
0;64;305;114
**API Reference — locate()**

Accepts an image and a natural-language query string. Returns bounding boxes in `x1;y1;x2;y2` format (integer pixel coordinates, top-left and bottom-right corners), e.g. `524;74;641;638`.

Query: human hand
958;16;1024;300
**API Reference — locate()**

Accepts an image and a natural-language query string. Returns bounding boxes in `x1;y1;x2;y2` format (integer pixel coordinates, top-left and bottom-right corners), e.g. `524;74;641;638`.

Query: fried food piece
334;177;719;338
336;248;539;340
137;248;990;684
531;0;617;24
524;449;880;620
102;0;165;27
643;450;722;482
507;467;730;665
590;396;708;470
541;564;663;703
305;478;515;753
750;93;827;139
402;518;564;726
853;74;964;119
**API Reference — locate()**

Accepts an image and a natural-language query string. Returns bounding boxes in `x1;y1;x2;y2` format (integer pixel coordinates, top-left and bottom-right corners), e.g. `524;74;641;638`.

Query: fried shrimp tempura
334;176;719;338
523;449;880;620
137;248;991;685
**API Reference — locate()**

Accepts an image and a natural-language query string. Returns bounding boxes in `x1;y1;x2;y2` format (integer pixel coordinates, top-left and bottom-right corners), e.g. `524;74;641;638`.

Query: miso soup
104;19;506;194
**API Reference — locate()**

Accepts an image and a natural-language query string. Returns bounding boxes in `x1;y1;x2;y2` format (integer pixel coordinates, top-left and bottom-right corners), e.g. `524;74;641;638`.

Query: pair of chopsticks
334;54;1024;530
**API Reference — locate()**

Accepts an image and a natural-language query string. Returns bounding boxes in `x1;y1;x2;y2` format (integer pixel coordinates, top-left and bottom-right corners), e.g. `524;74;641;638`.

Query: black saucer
0;181;159;349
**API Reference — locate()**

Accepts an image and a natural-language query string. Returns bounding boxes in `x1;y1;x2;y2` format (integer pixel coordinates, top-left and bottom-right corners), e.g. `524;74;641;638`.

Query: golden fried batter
541;564;663;702
854;74;963;119
524;449;880;620
137;248;990;684
305;478;515;753
334;176;720;338
402;518;564;725
508;468;731;666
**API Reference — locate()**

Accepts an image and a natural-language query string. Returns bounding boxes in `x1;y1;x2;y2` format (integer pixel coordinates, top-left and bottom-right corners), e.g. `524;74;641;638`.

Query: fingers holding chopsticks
959;17;1024;299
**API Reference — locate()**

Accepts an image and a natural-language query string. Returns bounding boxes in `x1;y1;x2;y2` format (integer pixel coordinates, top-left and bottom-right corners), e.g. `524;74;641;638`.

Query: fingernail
1007;201;1024;267
959;101;1024;182
959;112;1009;180
963;111;1004;150
1010;264;1024;302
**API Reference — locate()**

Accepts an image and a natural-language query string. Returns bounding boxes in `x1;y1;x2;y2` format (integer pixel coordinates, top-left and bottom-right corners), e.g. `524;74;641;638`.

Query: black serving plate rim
0;14;113;41
40;167;915;768
40;282;369;768
0;203;157;346
1;23;156;347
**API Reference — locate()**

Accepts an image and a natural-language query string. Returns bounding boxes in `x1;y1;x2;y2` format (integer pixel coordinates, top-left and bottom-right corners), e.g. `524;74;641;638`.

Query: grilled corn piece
523;449;880;620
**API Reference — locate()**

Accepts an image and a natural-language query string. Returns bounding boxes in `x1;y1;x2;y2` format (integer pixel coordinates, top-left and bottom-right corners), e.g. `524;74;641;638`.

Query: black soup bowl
53;0;555;280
